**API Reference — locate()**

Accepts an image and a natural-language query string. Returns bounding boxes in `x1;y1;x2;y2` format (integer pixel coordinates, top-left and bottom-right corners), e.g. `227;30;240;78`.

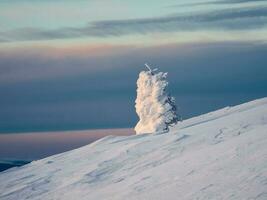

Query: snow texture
0;98;267;200
135;65;178;134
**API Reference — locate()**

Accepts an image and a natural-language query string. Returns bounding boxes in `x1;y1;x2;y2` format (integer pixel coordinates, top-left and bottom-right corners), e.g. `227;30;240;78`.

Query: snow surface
1;98;267;200
135;69;178;134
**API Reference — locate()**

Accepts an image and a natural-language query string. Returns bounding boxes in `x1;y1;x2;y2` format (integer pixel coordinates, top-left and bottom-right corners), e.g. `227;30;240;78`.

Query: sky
0;0;267;134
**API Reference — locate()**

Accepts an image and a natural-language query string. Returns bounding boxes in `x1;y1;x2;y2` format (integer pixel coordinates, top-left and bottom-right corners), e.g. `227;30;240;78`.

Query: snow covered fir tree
135;64;179;134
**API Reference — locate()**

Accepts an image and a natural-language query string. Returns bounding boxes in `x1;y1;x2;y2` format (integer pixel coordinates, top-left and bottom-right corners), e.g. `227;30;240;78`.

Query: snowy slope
1;98;267;200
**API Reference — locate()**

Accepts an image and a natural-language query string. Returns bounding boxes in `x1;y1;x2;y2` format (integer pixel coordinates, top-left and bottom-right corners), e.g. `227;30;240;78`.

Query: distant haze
0;129;134;160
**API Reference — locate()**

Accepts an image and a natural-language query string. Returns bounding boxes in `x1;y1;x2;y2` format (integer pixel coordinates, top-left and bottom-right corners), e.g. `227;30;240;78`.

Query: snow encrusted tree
135;64;179;135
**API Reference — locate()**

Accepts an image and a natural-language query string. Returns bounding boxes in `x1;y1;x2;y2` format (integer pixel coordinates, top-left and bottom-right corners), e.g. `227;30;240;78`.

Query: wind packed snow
135;65;178;134
1;98;267;200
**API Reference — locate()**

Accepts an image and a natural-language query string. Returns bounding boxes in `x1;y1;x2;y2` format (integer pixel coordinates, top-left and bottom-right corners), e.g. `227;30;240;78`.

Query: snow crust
135;69;178;134
1;98;267;200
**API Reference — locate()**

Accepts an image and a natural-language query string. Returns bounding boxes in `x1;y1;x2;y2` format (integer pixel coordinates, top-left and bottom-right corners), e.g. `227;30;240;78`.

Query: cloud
213;0;267;4
175;0;267;7
1;6;267;42
0;44;138;84
0;41;267;133
88;6;267;33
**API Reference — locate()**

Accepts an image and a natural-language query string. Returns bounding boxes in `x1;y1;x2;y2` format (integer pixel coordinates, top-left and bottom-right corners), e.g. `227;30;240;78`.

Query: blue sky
0;0;267;133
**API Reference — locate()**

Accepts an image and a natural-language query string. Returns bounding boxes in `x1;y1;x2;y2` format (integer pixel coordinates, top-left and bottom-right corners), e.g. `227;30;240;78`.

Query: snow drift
0;98;267;200
135;65;178;134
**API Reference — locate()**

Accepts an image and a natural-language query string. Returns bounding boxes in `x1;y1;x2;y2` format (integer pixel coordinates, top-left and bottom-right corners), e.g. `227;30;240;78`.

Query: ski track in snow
1;98;267;200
